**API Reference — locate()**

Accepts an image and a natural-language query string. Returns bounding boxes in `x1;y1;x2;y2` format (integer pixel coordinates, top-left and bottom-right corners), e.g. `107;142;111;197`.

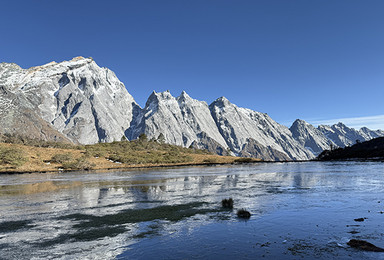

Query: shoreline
0;160;258;175
4;152;382;175
0;159;320;175
6;141;383;176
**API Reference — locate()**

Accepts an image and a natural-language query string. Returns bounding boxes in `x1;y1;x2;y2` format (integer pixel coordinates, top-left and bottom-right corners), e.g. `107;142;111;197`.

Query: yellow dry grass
0;142;261;174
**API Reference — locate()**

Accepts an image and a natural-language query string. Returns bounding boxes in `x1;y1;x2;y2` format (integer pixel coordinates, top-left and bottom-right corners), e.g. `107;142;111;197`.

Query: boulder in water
347;239;384;252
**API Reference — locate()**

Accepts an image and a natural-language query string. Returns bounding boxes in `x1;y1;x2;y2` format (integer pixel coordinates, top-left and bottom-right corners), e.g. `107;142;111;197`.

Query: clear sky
1;0;383;130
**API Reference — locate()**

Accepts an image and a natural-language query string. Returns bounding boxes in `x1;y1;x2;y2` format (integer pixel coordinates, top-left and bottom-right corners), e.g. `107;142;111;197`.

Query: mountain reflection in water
1;162;384;259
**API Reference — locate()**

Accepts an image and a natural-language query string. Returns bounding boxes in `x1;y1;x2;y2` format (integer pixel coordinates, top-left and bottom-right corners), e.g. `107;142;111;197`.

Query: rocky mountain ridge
209;97;313;160
317;122;384;148
0;57;137;144
1;57;383;161
127;90;229;153
290;119;384;156
290;119;335;156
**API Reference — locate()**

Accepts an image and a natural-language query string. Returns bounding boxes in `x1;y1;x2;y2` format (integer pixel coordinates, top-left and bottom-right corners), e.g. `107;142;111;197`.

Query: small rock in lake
260;242;270;247
222;198;234;209
354;218;365;222
237;209;251;219
347;239;384;252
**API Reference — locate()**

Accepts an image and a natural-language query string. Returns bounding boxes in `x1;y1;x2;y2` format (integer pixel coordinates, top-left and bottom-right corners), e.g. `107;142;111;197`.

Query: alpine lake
1;161;384;259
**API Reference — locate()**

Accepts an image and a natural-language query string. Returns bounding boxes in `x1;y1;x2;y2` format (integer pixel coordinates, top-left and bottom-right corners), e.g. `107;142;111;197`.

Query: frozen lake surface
1;161;384;259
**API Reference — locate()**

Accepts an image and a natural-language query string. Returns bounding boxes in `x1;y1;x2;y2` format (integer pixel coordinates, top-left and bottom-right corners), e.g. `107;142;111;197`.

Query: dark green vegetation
35;202;224;245
60;202;212;226
318;137;384;161
0;220;34;233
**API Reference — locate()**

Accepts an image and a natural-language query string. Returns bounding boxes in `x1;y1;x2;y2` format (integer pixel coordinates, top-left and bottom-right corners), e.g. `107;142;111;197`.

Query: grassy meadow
0;134;261;173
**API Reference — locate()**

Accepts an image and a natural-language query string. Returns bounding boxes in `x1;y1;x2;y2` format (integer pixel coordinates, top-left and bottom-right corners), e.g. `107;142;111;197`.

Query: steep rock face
177;91;228;149
318;123;366;148
239;138;290;161
290;119;335;156
5;57;383;161
0;57;137;144
190;132;230;156
209;97;314;160
127;91;228;154
0;86;70;142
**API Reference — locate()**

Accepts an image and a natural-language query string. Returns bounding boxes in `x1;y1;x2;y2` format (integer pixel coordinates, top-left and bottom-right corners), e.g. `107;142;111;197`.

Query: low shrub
0;146;28;167
234;157;255;163
1;133;80;149
62;156;95;170
203;158;218;163
50;153;73;164
237;209;251;219
84;149;107;158
221;198;234;209
108;149;193;165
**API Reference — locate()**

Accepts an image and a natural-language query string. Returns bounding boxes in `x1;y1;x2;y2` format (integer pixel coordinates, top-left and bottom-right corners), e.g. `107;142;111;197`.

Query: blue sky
1;0;383;129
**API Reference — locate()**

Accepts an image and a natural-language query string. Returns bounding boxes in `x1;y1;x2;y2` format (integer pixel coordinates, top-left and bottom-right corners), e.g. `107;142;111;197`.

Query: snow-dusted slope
289;120;384;156
290;119;335;156
359;127;384;140
318;123;366;148
209;97;314;160
4;57;382;161
0;57;137;144
0;85;70;142
127;91;229;154
239;138;290;161
317;123;384;148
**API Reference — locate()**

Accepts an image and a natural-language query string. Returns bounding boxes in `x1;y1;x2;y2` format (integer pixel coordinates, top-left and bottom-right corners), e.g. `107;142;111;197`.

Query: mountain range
1;57;383;161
